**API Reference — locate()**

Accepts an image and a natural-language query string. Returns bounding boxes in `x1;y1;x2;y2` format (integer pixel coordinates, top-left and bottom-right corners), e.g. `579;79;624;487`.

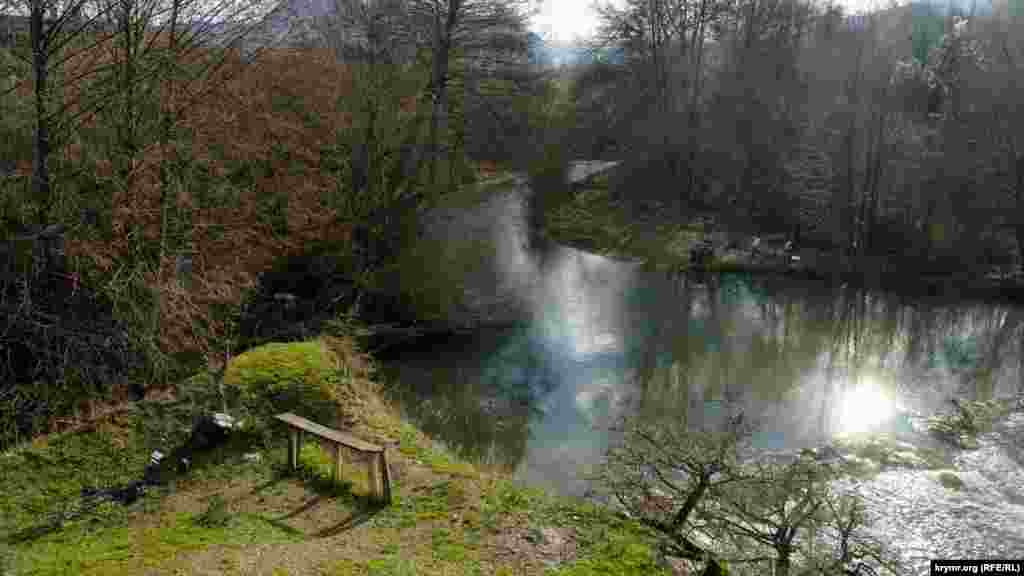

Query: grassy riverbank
542;180;1024;302
0;335;671;576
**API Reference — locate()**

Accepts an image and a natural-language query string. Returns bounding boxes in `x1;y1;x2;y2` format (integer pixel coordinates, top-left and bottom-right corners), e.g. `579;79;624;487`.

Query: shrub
194;494;232;528
525;140;571;234
936;470;964;491
221;339;347;437
237;250;360;350
0;230;145;449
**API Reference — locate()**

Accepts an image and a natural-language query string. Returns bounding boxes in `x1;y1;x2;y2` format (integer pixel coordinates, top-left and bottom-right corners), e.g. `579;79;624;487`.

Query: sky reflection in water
382;190;1024;570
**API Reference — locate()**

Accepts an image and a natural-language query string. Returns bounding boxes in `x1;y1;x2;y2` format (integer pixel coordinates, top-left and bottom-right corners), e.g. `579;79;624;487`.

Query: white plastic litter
212;413;236;429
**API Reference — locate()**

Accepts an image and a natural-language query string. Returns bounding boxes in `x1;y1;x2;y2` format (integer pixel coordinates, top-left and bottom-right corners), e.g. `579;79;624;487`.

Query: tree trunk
774;551;791;576
152;0;182;359
742;148;755;217
428;0;459;189
701;558;727;576
31;1;51;225
123;0;138;162
428;13;443;187
684;0;708;210
861;105;885;256
1015;154;1024;271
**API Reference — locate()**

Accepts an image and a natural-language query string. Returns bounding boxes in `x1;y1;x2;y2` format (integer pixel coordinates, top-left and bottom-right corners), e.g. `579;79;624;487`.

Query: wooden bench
274;412;392;505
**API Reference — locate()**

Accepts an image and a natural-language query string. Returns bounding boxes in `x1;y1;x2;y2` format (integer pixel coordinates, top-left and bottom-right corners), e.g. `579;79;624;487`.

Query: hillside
0;337;677;576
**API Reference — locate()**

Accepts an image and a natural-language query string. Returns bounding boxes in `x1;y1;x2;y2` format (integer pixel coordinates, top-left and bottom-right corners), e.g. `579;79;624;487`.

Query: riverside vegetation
3;0;1022;574
0;334;680;576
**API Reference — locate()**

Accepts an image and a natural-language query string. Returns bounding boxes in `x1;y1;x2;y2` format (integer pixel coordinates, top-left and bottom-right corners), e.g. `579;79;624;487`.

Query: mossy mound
925;398;1014;450
222;339;350;433
833;434;947;474
935;470;965;491
218;336;400;445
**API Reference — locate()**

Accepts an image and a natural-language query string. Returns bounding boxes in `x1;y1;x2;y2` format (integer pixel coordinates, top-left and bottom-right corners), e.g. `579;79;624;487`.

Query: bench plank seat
274;412;391;505
275;413;383;453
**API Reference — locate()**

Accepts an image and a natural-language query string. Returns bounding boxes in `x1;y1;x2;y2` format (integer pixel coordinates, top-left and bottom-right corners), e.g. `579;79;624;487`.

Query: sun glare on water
836;379;899;435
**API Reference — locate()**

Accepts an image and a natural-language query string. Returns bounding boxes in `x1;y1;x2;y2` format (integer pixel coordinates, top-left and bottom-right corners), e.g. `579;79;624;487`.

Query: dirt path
131;442;582;576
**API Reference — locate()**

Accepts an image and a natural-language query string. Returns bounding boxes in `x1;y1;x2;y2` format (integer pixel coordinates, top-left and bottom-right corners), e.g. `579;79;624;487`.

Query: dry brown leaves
9;35;430;367
52;43;404;361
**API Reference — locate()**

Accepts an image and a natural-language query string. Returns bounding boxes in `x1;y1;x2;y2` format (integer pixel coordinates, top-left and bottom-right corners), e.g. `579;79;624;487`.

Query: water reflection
835;378;901;436
382;261;1024;488
383;188;1024;568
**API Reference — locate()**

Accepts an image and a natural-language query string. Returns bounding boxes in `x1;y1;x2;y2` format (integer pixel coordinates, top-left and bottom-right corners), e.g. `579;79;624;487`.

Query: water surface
380;183;1024;571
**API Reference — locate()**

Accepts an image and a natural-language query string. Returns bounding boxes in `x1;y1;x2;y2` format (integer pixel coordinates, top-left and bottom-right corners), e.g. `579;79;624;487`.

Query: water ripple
833;424;1024;574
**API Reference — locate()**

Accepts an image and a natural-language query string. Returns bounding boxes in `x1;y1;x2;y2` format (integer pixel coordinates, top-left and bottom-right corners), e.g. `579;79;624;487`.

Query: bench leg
367;454;378;502
288;428;299;470
380;450;391;506
333;443;344;482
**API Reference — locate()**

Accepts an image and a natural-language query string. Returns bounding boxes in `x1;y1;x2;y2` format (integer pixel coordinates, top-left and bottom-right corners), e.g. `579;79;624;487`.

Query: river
376;176;1024;573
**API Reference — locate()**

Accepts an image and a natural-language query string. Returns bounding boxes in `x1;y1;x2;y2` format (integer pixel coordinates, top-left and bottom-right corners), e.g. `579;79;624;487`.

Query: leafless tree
590;0;730;211
592;407;902;575
979;10;1024;266
591;409;754;573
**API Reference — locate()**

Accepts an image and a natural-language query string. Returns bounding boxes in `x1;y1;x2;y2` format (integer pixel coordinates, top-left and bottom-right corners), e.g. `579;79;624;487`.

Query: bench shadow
256;488;385;539
251;472;287;495
252;464;388;539
277;495;325;520
313;505;383;538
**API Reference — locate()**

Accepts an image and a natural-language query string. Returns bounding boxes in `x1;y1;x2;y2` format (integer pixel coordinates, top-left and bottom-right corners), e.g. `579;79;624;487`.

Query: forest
1;0;1023;469
2;1;1023;574
568;0;1024;279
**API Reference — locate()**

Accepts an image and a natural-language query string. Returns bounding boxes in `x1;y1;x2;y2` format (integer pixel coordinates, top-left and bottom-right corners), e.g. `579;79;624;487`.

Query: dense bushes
0;230;145;450
237;250;360;350
0;0;564;447
0;39;452;432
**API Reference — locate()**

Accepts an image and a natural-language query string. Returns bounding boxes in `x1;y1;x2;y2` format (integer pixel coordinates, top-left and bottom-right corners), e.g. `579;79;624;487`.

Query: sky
528;0;983;46
531;0;619;45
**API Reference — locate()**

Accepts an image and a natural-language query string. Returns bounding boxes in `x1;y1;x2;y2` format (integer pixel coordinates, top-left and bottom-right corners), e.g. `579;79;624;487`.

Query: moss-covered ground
0;336;670;576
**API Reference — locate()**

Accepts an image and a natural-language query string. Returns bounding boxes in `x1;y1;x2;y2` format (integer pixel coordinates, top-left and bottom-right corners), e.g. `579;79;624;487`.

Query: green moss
194;494;231;528
376;481;455;529
393;422;478;478
320;558;364;575
546;533;670;576
544;192;635;258
0;423;152;537
7;510;301;576
923;398;1015;450
222;339;346;431
432;173;520;212
364;556;417;576
431;527;471;563
936;470;965;491
834;434;947;472
486;480;548;516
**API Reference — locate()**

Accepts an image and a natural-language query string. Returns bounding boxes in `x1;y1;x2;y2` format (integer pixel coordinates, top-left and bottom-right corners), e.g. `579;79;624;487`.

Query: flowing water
379;180;1024;573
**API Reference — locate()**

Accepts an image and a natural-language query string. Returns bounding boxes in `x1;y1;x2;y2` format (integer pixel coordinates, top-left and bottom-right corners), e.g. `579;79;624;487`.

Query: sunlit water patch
832;416;1024;573
835;378;903;436
390;184;1024;570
